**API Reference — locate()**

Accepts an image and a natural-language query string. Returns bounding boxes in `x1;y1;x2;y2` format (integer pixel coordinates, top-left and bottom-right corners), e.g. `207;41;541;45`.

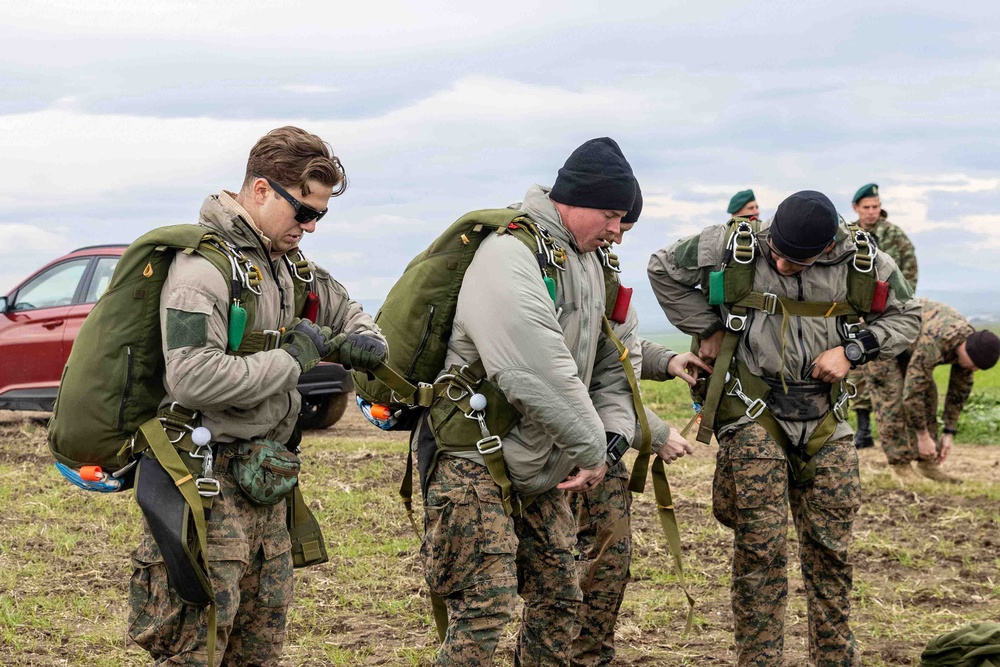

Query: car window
11;258;91;311
83;257;120;303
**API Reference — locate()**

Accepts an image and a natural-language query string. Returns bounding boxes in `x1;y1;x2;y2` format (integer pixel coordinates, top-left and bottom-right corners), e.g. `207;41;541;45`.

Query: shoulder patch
673;236;701;269
887;268;914;303
166;308;208;350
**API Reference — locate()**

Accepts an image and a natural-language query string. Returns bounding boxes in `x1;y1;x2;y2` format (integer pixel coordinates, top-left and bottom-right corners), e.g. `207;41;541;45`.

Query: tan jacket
443;185;636;496
648;218;921;442
158;192;381;444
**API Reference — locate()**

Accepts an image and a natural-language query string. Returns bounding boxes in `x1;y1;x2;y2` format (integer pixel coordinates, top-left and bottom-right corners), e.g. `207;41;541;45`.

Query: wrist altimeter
842;329;880;368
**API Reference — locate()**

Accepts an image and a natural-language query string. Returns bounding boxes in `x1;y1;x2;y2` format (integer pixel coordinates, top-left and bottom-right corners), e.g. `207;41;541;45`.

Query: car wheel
299;392;350;430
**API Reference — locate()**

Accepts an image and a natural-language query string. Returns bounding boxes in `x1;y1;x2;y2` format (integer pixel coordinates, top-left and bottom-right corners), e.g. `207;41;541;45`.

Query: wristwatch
843;340;865;368
606;432;630;465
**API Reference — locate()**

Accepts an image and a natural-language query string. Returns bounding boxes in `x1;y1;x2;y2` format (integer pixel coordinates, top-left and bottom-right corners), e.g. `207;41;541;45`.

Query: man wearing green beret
727;189;758;219
849;183;919;451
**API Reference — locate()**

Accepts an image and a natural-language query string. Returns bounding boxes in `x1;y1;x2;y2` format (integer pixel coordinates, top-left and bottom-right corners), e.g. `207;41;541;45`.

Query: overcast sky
2;0;998;330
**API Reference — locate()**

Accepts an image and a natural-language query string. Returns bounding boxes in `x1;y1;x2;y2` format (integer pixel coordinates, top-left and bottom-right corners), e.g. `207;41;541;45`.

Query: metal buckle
284;250;316;283
731;222;756;265
158;418;193;444
843;322;861;338
726;313;746;332
476;436;503;455
761;292;779;315
262;329;282;350
745;399;767;420
852;230;875;273
597;246;622;273
196;478;221;497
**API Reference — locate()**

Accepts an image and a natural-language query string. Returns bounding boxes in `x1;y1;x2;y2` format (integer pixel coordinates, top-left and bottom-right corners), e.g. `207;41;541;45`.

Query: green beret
727;189;755;215
852;183;879;203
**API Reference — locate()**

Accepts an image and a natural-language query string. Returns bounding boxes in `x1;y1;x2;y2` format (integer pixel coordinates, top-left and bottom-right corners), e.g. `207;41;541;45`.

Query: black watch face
845;342;864;362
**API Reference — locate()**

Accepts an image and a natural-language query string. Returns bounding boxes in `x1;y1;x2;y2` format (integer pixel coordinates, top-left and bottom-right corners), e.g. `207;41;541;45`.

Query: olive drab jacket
648;218;921;444
158;191;383;444
443;185;636;496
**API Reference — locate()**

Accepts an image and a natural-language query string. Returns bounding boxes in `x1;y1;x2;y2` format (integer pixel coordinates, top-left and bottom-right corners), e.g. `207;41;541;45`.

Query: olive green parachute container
48;225;238;477
352;209;527;408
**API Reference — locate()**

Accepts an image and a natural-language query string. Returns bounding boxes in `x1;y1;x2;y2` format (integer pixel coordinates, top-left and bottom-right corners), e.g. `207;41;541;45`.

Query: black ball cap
769;190;839;260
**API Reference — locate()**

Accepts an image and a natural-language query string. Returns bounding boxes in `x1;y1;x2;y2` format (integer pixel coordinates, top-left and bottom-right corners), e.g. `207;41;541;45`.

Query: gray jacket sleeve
454;235;607;470
589;323;637;443
647;226;728;336
639;338;678;381
311;263;384;339
866;250;922;358
161;254;299;411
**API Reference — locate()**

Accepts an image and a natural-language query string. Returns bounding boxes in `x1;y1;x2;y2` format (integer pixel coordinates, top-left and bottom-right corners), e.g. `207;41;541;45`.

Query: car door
0;257;92;393
63;255;121;359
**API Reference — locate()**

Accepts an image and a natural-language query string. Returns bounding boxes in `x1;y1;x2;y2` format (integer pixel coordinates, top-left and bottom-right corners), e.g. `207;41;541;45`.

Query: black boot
854;409;874;449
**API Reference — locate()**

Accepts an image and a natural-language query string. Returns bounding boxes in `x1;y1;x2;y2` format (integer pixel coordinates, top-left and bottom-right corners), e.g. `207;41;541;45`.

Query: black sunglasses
262;177;327;224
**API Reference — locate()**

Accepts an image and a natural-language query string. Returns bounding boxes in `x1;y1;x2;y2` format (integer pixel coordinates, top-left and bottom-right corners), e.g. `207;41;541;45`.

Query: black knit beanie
550;137;636;212
623;181;643;224
769;190;839;260
966;330;1000;370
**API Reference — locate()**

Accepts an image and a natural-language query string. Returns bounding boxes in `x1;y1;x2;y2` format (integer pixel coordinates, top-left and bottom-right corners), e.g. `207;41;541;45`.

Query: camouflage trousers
867;354;939;464
128;465;293;666
847;368;870;413
568;460;632;667
714;423;861;667
421;456;582;666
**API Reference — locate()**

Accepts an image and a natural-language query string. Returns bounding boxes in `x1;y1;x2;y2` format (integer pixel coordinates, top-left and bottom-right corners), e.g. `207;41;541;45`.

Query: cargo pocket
421;481;473;597
730;435;788;526
258;528;294;610
802;440;861;556
128;541;189;657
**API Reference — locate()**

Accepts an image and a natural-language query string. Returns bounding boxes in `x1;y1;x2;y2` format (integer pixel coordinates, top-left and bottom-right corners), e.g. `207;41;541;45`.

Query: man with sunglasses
128;126;386;665
648;190;920;666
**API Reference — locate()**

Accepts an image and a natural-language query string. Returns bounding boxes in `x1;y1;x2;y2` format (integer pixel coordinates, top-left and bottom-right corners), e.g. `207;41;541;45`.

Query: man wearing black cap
648;191;920;666
420;138;640;665
728;189;758;219
867;298;999;483
849;182;919;450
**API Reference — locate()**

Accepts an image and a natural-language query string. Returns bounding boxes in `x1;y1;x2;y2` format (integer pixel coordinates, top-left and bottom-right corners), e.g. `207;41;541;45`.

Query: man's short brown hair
243;126;347;197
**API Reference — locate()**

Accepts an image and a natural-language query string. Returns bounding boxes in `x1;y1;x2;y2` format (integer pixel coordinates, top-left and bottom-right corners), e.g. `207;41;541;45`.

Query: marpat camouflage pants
421;456;582;666
128;465;293;666
568;460;632;667
847;368;870;412
867;354;939;464
714;423;861;667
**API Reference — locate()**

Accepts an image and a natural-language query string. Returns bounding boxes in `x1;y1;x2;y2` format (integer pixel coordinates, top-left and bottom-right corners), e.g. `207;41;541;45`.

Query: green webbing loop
651;457;695;633
733;292;858;319
138;418;216;667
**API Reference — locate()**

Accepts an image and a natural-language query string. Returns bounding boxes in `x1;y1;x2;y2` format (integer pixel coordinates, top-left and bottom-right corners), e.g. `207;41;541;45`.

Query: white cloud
0;224;73;257
280;85;340;94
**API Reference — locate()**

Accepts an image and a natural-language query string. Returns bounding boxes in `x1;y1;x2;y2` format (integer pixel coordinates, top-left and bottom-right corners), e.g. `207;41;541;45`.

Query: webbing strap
651;457;695;632
371;362;435;408
698;322;743;444
598;316;652;493
138;418;216;667
734;292;858;318
233;329;282;356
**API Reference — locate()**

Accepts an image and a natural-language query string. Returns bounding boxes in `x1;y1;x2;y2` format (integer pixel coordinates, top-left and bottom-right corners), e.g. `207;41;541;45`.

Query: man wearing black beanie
649;190;921;666
419;138;641;666
868;298;1000;483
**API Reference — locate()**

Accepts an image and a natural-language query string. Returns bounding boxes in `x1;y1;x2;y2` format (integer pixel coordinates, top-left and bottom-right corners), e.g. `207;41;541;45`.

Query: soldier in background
727;189;758;219
868;298;1000;483
849;182;919;449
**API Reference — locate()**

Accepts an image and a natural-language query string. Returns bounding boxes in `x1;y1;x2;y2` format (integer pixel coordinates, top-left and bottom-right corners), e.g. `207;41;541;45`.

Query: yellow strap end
824;302;838;317
175;474;194;487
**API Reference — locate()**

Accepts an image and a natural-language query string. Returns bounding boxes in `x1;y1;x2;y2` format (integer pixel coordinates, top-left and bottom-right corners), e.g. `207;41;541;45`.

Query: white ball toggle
191;427;212;447
469;393;488;412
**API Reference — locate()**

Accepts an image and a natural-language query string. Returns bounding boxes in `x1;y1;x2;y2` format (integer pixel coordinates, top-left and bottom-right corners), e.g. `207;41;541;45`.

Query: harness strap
697;321;743;445
651;457;695;633
138;418;216;667
733;292;858;318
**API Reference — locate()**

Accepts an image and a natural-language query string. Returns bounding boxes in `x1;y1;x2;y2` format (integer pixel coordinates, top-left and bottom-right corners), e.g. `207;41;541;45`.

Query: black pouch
763;379;831;422
415;411;439;497
134;455;213;605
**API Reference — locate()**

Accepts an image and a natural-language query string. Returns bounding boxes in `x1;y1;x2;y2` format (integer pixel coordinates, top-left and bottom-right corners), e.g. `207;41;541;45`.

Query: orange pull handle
79;465;104;481
371;404;392;421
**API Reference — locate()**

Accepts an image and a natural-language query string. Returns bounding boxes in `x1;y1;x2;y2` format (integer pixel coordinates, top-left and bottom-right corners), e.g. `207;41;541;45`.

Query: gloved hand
329;332;387;371
280;319;334;372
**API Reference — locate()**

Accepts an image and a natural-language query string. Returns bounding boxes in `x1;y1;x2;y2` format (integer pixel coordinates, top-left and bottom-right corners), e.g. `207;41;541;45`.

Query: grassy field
1;397;998;666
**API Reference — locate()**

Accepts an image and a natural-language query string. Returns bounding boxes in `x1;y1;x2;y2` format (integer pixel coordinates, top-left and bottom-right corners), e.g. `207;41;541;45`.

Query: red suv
0;245;352;429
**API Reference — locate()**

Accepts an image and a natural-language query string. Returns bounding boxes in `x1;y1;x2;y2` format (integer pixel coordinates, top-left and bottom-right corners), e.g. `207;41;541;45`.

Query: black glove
280;319;334;372
330;333;387;371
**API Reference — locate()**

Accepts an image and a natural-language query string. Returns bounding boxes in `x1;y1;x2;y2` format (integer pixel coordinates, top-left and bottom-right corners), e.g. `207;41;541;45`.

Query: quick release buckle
726;378;767;419
196;477;221;497
761;292;779;315
852;230;875;273
731;221;756;265
833;381;857;422
726;313;747;332
476;436;503;455
745;398;767;419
